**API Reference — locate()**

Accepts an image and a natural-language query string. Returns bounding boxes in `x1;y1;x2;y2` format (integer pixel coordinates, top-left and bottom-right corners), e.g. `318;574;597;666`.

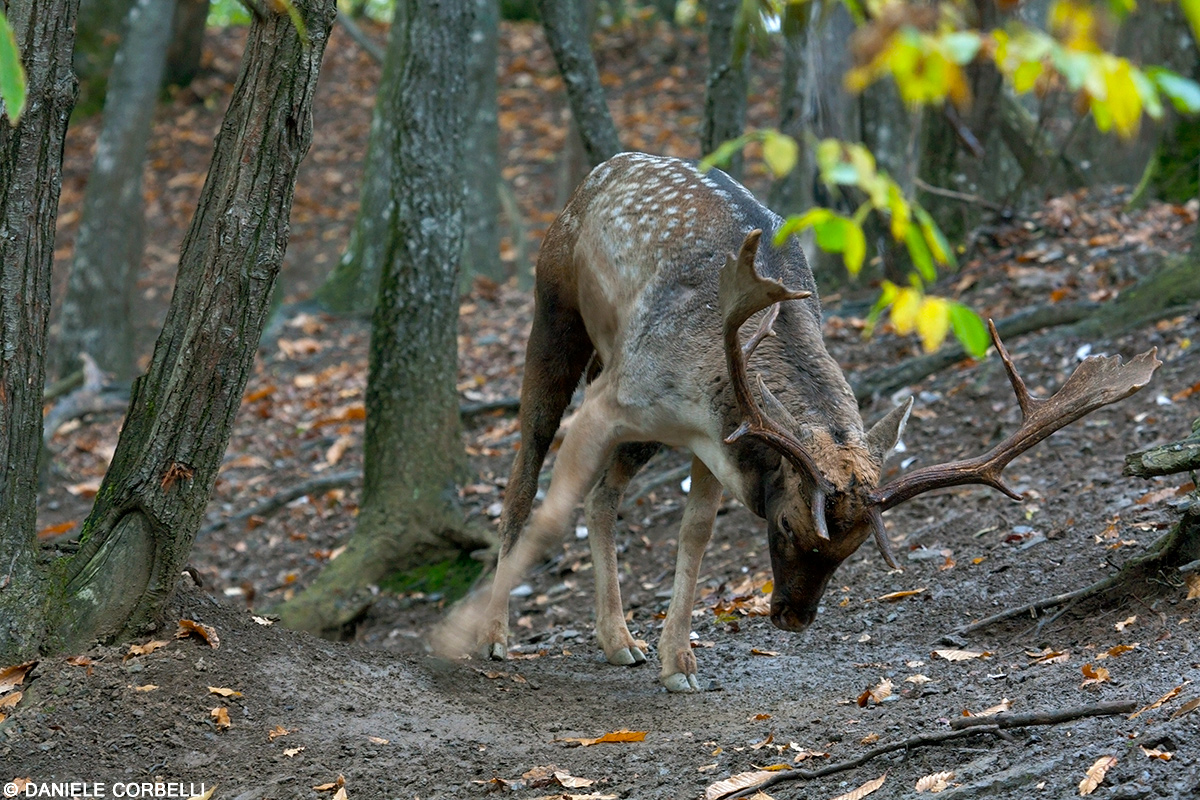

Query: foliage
0;9;26;125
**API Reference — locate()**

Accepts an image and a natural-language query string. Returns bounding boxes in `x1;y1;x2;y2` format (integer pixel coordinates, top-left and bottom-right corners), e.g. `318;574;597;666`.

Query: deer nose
771;604;815;632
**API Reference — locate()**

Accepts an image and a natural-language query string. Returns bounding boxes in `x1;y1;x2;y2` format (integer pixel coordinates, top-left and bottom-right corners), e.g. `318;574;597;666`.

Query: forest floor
6;17;1200;800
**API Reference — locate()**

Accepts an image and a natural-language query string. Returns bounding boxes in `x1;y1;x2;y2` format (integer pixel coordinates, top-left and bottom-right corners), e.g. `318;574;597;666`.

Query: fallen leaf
367;736;389;744
1096;643;1138;659
1129;684;1185;719
561;729;647;746
704;770;775;800
208;686;242;697
176;619;220;649
133;685;158;692
751;713;772;720
189;786;216;800
860;732;880;744
251;615;275;626
905;674;933;685
1140;746;1172;760
1079;755;1117;795
124;640;169;661
0;691;22;709
210;707;231;730
1186;574;1200;600
829;772;887;800
915;771;955;793
268;725;292;741
750;732;775;750
1170;696;1200;719
1081;664;1111;687
933;649;990;662
857;678;893;706
1026;648;1070;665
971;698;1011;717
0;661;36;693
751;649;780;657
1114;615;1137;632
553;771;596;788
314;775;345;792
37;520;76;539
876;588;926;602
283;746;305;757
66;479;101;497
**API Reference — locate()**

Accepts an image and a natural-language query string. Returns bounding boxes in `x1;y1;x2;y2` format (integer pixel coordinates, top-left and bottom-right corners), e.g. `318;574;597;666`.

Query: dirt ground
6;18;1200;800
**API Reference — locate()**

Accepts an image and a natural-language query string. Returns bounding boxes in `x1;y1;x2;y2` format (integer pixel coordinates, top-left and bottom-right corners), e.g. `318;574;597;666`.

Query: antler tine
866;506;900;569
743;303;780;359
870;324;1161;511
719;232;833;507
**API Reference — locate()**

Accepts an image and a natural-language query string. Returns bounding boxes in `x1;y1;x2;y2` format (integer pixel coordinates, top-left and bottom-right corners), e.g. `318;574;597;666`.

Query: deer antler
719;230;834;537
870;320;1161;510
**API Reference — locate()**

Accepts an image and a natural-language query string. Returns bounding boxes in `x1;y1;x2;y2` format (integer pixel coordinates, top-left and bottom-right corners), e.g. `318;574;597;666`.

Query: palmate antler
718;230;835;540
870;320;1161;509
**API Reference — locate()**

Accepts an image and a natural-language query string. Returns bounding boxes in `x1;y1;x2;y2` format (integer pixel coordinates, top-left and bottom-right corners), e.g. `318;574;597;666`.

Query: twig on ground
949;576;1120;638
729;701;1135;798
201;470;360;536
459;396;521;419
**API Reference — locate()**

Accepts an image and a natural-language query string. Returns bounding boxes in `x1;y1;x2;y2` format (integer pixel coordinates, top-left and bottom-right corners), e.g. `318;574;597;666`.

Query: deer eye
781;517;795;537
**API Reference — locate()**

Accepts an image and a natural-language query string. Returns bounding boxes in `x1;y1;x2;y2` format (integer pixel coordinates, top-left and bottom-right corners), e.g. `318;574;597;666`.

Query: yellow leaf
830;773;887;800
762;131;799;178
890;288;922;335
561;729;648;746
1078;755;1117;795
1013;60;1043;93
916;296;951;352
1104;59;1142;138
844;220;866;277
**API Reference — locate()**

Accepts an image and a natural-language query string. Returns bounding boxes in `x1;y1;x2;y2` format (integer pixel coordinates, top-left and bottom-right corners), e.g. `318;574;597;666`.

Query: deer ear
867;396;913;463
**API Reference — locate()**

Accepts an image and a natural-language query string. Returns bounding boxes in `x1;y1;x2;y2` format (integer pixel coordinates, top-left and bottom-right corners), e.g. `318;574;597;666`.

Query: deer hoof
485;641;507;661
661;672;701;693
607;646;646;666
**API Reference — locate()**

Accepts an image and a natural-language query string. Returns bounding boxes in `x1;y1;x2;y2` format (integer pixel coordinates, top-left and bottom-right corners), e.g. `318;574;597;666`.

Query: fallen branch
459;396;521;419
201;470;360;536
335;13;385;63
729;701;1134;799
948;578;1117;637
950;700;1136;730
1124;418;1200;478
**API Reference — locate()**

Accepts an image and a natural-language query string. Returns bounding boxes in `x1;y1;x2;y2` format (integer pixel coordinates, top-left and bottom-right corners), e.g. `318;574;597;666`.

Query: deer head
721;229;1160;632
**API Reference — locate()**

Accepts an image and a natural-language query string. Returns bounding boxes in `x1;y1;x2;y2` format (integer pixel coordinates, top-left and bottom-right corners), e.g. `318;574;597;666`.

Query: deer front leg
482;392;622;660
585;442;660;666
659;457;722;692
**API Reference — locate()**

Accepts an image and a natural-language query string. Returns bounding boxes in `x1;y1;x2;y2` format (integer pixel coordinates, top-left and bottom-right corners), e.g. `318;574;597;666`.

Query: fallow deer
449;152;1159;692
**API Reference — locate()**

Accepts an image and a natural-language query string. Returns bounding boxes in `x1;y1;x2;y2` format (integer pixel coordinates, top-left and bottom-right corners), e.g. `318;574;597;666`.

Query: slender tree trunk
164;0;211;90
768;4;812;216
0;0;81;662
701;0;747;177
56;0;178;380
59;0;338;650
73;0;137;113
536;0;620;166
461;0;503;285
279;0;489;636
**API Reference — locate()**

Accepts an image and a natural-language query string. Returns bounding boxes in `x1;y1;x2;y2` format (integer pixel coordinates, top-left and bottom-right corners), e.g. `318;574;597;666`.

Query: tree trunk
55;0;178;381
767;4;812;216
701;0;748;176
164;0;211;90
58;0;338;651
0;0;81;663
279;0;490;636
461;0;504;285
536;0;621;166
73;0;136;114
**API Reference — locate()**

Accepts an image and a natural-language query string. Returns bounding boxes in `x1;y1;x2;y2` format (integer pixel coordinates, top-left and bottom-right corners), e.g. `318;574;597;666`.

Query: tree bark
164;0;211;90
701;0;748;176
461;0;504;284
536;0;621;166
279;0;490;636
73;0;137;114
56;0;178;380
768;3;812;216
0;0;81;662
59;0;338;650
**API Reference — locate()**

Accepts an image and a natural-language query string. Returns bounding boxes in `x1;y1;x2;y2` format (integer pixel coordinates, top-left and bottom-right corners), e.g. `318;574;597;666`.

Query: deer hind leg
659;457;722;693
584;441;661;667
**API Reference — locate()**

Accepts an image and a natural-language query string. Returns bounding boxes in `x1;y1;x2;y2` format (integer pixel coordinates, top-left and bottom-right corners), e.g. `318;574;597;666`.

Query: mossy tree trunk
701;0;747;176
279;0;490;636
56;0;338;653
0;0;81;662
55;0;178;380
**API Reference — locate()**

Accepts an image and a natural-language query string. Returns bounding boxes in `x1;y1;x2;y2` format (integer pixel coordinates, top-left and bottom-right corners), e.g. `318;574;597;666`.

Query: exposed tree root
727;701;1135;799
199;470;360;536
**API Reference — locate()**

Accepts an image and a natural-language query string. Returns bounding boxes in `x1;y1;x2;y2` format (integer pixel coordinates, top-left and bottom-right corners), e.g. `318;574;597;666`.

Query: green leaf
0;11;26;125
774;208;833;245
942;31;982;64
1182;0;1200;48
949;302;989;358
700;133;753;171
762;130;799;177
904;225;936;283
914;206;955;268
1149;67;1200;114
843;219;866;276
814;216;847;252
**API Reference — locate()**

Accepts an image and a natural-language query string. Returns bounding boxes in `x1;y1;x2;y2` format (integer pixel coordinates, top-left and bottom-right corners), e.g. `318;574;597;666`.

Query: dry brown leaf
905;674;933;685
0;691;22;710
283;746;305;757
66;479;101;498
1081;664;1111;687
1170;696;1200;719
314;775;345;792
0;661;36;693
553;771;596;788
1140;746;1172;761
750;732;775;750
1114;615;1137;632
561;729;647;746
267;725;292;741
1186;574;1200;600
326;434;353;466
37;520;76;539
857;678;893;707
933;649;990;662
124;640;169;661
791;748;829;762
332;787;347;800
1026;648;1070;665
876;588;926;602
915;771;955;793
367;736;389;744
208;686;243;697
860;732;880;744
210;707;231;730
704;770;774;800
189;786;216;800
751;649;780;657
1096;643;1138;660
970;698;1011;717
177;619;220;648
829;772;887;800
133;685;158;692
1079;755;1117;795
1129;684;1185;719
